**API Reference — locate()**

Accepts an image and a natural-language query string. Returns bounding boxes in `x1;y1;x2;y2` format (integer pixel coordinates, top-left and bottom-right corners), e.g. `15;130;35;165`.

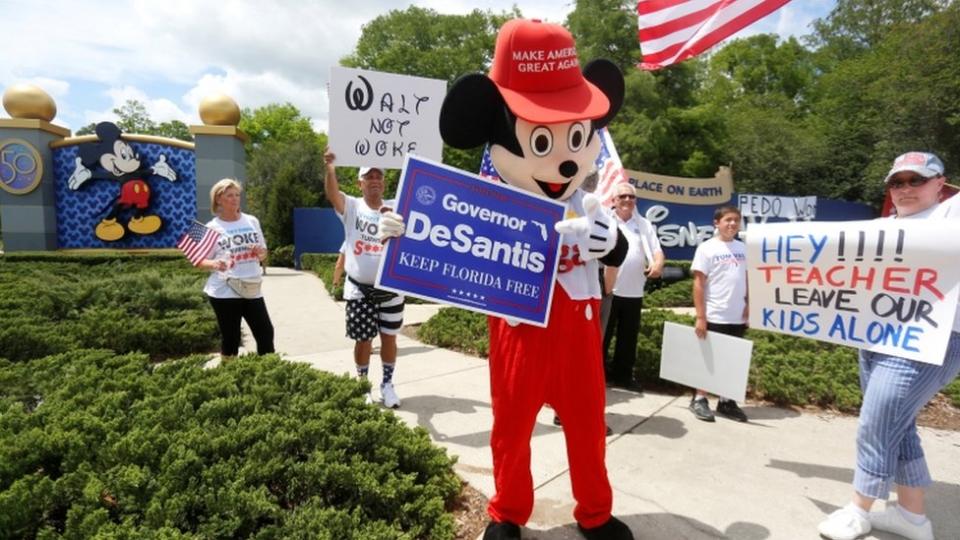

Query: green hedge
0;351;460;539
302;253;344;301
0;257;218;363
644;279;693;308
268;245;295;268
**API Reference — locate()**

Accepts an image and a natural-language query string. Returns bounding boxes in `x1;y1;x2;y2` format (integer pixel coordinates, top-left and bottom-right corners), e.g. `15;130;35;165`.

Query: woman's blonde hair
210;178;243;215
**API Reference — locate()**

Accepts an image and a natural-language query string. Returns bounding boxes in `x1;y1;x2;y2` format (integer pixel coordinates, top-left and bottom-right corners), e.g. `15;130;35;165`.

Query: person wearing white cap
819;151;960;540
323;149;404;409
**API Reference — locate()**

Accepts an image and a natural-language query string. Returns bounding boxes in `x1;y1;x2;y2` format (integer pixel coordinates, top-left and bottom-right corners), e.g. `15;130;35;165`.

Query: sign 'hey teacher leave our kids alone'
376;155;564;327
747;220;960;364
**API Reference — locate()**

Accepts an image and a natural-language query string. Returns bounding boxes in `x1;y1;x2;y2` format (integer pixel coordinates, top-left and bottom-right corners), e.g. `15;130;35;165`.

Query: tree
811;2;960;205
74;99;193;142
238;103;322;151
245;139;326;247
809;0;948;61
343;6;517;174
566;0;640;72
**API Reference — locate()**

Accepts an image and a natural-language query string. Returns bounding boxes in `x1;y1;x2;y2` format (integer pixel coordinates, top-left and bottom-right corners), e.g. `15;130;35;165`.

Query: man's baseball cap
615;182;636;197
358;166;383;179
884;152;945;183
488;18;609;124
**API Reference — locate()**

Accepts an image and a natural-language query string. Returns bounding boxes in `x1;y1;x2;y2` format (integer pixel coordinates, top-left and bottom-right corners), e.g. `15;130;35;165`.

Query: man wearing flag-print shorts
324;148;405;409
345;290;404;342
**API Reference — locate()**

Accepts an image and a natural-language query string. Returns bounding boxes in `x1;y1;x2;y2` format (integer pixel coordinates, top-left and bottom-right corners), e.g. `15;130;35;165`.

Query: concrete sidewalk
248;267;960;540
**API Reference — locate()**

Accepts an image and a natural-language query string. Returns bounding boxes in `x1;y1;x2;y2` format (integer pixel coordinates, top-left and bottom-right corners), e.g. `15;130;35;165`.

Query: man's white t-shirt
339;194;397;301
203;213;267;299
612;212;662;298
690;236;747;324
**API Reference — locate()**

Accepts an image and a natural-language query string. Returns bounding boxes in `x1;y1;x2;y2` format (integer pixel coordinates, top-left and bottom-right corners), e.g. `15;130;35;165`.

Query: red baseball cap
489;18;609;124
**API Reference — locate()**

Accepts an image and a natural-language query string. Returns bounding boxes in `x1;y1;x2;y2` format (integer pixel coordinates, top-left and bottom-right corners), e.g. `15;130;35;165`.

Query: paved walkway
244;267;960;540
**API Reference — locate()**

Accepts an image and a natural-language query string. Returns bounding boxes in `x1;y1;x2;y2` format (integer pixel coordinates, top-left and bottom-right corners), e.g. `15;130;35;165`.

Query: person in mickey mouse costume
379;18;632;540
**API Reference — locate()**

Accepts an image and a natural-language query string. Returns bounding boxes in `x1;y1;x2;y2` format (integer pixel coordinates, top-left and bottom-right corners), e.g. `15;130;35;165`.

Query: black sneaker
689;398;715;422
716;399;748;422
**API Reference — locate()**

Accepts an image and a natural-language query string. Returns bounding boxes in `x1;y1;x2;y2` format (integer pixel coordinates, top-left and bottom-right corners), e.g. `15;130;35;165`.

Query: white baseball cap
884;152;945;183
358;166;383;179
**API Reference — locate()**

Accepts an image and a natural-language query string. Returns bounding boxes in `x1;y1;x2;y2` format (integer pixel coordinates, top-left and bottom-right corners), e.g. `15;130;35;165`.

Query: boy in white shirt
689;205;749;422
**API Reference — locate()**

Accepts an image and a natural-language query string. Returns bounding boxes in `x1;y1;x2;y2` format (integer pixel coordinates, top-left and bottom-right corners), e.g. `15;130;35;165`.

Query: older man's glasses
617;194;636;200
888;175;935;190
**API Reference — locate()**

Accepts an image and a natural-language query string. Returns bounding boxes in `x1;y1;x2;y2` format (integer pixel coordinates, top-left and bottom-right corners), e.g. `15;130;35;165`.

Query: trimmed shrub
0;351;460;539
302;253;344;301
0;258;218;362
944;378;960;408
644;279;693;308
417;308;489;357
269;244;296;268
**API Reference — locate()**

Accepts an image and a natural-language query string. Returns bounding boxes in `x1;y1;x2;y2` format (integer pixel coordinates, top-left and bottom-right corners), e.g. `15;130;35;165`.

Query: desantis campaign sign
376;155;565;327
747;220;960;364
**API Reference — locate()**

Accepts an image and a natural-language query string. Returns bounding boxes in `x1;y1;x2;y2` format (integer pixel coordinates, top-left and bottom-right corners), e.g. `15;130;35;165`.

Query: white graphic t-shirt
691;236;747;324
612;212;662;298
340;195;397;301
556;190;602;300
203;213;267;298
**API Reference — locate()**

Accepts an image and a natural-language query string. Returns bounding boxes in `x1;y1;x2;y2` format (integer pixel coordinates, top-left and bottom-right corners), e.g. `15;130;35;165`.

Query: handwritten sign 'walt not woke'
328;66;445;169
747;220;960;364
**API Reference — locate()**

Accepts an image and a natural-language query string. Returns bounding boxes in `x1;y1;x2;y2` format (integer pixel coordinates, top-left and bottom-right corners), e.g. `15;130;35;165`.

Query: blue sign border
376;155;565;326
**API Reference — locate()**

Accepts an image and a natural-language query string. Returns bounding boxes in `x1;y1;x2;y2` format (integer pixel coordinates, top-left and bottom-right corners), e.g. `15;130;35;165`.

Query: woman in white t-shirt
688;205;749;423
198;178;274;362
819;152;960;540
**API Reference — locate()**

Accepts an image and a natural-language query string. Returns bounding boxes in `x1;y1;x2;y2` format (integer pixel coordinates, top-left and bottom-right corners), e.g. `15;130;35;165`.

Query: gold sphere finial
3;84;57;122
198;94;241;126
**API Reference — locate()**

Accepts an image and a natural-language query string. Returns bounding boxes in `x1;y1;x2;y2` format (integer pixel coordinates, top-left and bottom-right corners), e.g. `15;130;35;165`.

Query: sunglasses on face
887;175;936;190
617;194;636;200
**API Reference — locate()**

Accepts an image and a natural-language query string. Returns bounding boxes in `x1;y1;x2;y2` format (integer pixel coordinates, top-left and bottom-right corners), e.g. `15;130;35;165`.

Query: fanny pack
348;275;398;304
226;277;263;299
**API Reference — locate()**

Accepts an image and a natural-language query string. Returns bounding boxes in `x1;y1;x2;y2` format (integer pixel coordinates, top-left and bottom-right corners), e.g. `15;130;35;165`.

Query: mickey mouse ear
440;74;506;150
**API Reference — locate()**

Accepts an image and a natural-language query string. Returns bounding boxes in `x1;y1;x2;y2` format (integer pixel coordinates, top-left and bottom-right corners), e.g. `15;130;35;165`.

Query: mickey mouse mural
439;19;631;540
67;121;178;241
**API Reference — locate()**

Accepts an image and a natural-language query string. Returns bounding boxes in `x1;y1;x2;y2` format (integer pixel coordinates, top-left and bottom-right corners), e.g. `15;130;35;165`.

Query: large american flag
478;128;628;208
177;221;221;266
637;0;791;70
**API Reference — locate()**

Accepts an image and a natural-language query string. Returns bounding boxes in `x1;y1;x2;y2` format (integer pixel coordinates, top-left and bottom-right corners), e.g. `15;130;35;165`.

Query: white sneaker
869;504;934;540
818;506;871;540
364;391;374;405
380;382;401;409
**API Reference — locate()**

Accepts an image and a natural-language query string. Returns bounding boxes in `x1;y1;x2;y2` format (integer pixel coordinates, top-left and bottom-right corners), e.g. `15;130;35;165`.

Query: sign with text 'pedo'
328;66;445;169
738;193;817;220
376;155;565;327
747;220;960;364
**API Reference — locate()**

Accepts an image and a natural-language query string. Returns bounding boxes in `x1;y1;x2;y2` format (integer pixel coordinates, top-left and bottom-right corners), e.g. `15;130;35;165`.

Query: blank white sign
659;321;753;402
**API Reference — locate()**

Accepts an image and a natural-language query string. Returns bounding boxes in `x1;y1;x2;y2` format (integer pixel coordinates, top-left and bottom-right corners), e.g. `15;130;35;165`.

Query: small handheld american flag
177;221;221;266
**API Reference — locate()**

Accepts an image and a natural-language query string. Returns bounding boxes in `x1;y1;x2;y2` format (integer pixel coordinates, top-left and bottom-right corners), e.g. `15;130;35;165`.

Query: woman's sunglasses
887;175;936;190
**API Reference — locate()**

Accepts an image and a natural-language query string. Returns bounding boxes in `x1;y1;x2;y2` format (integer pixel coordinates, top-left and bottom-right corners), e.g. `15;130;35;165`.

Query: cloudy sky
1;1;835;133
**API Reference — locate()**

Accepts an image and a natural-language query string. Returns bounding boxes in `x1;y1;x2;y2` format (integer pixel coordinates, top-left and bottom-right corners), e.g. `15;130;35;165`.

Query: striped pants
854;331;960;498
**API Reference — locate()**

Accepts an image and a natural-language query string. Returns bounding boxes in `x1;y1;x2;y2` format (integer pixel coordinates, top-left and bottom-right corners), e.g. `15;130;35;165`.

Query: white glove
151;154;177;181
554;193;617;261
68;157;92;190
379;210;405;241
